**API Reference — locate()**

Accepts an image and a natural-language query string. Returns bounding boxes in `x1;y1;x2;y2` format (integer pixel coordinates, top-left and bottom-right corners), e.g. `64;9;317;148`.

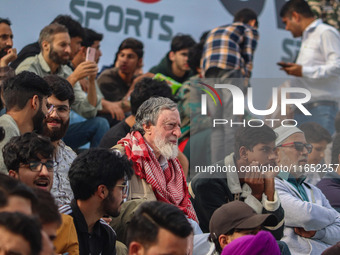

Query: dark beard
42;117;70;142
102;190;120;217
49;46;69;65
32;106;46;134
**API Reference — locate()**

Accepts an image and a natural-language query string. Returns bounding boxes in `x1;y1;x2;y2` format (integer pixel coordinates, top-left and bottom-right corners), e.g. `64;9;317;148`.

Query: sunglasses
277;142;313;154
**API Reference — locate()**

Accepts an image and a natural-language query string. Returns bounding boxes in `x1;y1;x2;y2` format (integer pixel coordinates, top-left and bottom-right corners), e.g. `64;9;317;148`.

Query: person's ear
291;11;300;22
31;95;40;111
137;58;143;68
8;170;19;179
143;122;152;136
129;241;145;255
239;146;248;160
169;51;176;62
248;19;257;28
97;185;108;200
218;235;229;250
41;40;50;53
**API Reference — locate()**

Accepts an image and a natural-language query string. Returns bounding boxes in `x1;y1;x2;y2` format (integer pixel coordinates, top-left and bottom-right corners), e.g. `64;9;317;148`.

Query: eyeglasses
47;104;70;117
277;142;313;154
25;160;58;172
116;182;129;195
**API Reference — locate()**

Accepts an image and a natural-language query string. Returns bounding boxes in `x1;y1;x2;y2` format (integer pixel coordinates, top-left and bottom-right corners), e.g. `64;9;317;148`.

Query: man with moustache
274;126;340;255
60;148;133;255
0;71;51;173
42;75;76;206
114;97;198;222
16;23;109;150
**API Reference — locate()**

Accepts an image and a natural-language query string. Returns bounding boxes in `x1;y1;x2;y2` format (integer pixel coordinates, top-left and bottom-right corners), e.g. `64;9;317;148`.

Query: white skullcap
274;126;303;146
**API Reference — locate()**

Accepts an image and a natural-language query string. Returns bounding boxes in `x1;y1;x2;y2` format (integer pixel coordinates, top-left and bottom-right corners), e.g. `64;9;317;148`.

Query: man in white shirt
279;0;340;135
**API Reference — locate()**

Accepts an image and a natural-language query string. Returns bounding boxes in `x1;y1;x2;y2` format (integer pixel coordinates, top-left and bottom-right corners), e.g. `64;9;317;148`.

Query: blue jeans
63;116;110;150
294;104;338;135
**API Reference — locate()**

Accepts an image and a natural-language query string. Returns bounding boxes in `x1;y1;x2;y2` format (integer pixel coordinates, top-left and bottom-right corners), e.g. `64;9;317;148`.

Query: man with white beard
114;97;198;222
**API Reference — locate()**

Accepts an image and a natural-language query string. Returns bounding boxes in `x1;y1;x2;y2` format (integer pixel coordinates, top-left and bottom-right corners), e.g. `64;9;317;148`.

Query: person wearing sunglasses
274;126;340;255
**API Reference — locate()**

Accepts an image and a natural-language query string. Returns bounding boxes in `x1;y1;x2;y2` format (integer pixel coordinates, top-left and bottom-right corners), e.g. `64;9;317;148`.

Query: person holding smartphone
279;0;340;135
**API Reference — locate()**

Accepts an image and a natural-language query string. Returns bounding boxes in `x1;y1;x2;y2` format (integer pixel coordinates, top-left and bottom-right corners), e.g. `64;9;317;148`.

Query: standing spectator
279;0;340;135
201;8;259;163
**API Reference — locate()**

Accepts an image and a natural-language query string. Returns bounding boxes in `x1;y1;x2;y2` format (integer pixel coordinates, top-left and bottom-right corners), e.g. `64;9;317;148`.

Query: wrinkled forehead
156;108;180;124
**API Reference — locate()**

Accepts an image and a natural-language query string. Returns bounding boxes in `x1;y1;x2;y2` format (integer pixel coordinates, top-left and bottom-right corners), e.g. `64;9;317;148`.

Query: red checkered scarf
118;131;198;222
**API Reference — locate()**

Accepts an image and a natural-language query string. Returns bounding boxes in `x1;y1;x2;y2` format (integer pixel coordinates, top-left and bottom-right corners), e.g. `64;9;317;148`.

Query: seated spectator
0;71;51;173
42;75;76;206
10;14;84;70
300;122;332;184
0;212;42;255
221;231;281;255
317;133;340;212
113;97;197;221
60;148;133;255
97;38;143;126
149;34;195;83
0;18;16;107
274;126;340;254
193;201;280;255
189;124;284;235
0;173;37;215
4;132;55;191
15;23;109;150
3;132;79;255
126;201;193;255
99;77;173;148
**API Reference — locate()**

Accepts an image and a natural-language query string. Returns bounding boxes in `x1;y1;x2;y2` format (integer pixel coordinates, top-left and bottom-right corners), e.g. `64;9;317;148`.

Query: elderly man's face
148;109;181;159
277;133;309;171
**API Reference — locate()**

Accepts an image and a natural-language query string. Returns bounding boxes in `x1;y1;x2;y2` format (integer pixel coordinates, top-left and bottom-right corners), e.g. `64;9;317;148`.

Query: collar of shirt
303;19;322;39
37;52;66;76
278;172;309;201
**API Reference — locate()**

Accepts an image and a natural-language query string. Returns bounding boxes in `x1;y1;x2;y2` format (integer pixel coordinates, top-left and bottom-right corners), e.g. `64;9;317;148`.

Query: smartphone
86;47;96;62
277;62;290;68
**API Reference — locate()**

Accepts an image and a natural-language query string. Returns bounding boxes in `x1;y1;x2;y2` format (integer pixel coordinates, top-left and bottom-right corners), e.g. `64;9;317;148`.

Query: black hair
299;122;331;144
0;174;38;212
234;124;277;160
51;15;85;39
68;148;133;200
188;41;205;72
0;212;42;255
130;77;173;115
3;132;55;172
280;0;314;18
0;18;11;26
233;8;258;25
2;71;52;111
118;38;144;59
331;134;340;165
126;201;192;249
170;34;196;52
43;75;75;105
34;188;62;226
82;28;103;47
